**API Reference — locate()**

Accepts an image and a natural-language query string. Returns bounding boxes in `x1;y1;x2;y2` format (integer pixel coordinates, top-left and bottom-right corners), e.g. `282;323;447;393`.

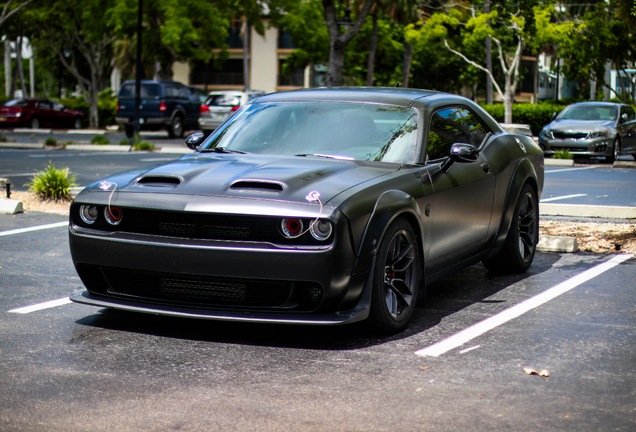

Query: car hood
547;119;615;132
92;153;401;205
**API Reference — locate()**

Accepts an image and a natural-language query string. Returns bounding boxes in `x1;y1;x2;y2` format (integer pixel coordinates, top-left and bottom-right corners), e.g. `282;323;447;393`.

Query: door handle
481;163;491;174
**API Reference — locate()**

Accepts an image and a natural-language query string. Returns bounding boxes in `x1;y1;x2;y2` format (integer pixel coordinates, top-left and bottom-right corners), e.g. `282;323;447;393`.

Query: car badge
515;137;527;153
305;191;321;202
99;181;115;191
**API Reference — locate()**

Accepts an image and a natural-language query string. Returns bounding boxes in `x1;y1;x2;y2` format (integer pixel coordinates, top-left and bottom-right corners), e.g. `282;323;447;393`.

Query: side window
36;101;52;109
426;107;488;161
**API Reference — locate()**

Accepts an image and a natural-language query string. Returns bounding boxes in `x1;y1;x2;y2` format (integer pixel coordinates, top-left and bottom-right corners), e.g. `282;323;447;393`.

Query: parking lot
1;208;635;431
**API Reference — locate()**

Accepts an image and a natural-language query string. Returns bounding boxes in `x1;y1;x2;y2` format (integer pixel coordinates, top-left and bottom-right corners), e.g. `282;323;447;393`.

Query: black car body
539;101;636;162
116;80;201;138
70;88;544;333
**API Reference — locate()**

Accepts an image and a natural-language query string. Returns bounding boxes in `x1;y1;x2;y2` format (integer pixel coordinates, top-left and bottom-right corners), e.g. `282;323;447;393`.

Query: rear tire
483;184;538;273
29;116;40;129
73;117;82;129
168;114;184;138
367;218;421;334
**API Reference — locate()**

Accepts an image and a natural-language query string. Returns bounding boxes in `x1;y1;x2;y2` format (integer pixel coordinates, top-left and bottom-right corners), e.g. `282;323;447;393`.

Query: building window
278;29;297;49
190;59;244;86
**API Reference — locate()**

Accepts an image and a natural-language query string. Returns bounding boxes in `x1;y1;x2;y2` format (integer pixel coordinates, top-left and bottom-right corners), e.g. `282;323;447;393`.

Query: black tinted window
427;107;487;161
119;83;161;99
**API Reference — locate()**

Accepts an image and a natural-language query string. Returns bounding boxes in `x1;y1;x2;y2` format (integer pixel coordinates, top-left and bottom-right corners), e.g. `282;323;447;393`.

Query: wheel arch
489;158;539;254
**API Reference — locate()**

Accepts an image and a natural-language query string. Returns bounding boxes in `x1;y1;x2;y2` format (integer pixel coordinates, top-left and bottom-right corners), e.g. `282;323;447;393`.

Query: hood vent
229;180;285;193
137;176;181;187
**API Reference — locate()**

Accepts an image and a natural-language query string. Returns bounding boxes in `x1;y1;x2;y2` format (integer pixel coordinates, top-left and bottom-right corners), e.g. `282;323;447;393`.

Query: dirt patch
6;191;636;255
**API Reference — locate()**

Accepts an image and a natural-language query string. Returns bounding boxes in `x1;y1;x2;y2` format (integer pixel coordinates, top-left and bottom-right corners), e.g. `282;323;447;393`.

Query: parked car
188;86;208;104
69;88;544;334
199;89;265;134
116;80;201;138
539;101;636;162
0;98;83;129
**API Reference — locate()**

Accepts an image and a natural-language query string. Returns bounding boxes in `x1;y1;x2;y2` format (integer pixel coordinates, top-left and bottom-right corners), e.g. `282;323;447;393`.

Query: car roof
568;101;622;107
255;87;444;107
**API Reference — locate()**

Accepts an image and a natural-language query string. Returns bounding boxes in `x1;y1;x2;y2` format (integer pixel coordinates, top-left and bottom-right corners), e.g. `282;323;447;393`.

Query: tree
0;0;34;28
410;6;570;123
322;0;376;86
27;0;117;127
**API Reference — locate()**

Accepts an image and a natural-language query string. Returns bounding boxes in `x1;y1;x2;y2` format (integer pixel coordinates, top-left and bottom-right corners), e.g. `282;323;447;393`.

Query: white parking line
8;297;72;314
545;166;599;174
540;194;587;203
415;254;633;357
0;221;67;237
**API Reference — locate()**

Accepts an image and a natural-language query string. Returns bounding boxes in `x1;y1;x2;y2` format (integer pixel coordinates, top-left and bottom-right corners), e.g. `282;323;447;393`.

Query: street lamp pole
133;0;143;145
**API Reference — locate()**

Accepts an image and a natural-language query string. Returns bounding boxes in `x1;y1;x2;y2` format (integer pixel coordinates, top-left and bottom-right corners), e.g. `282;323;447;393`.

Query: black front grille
76;264;323;311
552;132;588;140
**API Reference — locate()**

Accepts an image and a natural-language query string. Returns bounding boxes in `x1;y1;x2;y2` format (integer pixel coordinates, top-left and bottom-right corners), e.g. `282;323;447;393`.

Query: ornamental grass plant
25;161;77;202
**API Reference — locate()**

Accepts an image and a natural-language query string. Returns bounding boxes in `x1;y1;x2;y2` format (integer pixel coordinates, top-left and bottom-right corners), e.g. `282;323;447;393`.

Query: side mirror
621;113;628;123
185;132;205;150
441;143;479;172
551;112;557;120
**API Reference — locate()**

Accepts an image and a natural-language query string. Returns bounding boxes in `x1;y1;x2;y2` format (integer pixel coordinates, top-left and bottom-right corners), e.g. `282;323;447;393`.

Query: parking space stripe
540;194;587;203
0;222;67;237
9;297;72;314
545;166;599;174
415;254;633;357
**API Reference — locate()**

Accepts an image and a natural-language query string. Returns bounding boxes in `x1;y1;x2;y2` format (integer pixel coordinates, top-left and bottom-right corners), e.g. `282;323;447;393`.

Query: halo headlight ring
281;218;303;238
310;220;333;241
104;207;123;225
79;205;99;225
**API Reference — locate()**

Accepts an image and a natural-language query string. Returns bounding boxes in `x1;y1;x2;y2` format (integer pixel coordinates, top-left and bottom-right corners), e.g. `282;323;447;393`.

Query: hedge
60;89;117;129
482;103;568;136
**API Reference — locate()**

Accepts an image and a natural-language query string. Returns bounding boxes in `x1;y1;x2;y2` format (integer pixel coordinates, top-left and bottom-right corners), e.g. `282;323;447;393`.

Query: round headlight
281;218;303;238
310;220;333;241
104;207;123;225
79;205;99;224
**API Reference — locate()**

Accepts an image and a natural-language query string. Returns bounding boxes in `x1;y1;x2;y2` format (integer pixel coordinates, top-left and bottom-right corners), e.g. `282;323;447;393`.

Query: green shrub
0;133;11;142
58;89;117;129
44;137;58;146
553;148;573;159
134;141;154;151
119;139;131;145
482;103;568;135
90;135;110;145
25;161;77;202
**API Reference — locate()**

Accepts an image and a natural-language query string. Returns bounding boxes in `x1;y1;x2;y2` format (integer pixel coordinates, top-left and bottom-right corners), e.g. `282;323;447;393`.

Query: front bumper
539;136;614;157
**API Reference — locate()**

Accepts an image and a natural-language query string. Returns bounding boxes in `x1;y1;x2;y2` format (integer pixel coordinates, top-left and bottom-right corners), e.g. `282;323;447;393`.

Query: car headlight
310;220;333;241
540;129;552;139
281;218;303;238
589;130;609;139
79;205;99;224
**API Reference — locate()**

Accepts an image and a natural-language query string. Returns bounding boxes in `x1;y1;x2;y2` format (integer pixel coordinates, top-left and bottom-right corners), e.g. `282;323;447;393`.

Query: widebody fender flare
490;158;539;253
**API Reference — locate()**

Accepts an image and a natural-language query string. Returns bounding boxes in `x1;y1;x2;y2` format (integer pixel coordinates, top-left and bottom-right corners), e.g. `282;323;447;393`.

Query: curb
0;142;45;149
160;147;191;154
544;158;574;167
0;199;24;214
614;161;636;168
541;204;636;219
537;235;578;253
65;144;132;152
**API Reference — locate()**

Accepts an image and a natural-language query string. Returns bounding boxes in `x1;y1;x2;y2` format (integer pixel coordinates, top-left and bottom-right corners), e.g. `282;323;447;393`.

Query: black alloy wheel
483;184;538;273
612;138;621;162
368;218;421;333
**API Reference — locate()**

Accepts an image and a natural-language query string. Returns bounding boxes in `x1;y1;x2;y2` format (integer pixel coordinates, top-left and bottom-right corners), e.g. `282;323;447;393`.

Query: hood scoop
136;176;181;188
229;179;285;193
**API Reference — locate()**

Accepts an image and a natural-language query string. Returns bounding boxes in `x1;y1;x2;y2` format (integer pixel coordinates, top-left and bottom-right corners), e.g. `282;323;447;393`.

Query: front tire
168;114;184;138
483;184;538;273
607;138;620;163
367;218;421;334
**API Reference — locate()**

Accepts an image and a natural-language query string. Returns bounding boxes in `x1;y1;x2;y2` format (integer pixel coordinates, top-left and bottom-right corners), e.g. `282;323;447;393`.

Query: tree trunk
89;77;99;128
366;13;377;86
15;37;28;97
402;41;412;88
243;19;250;91
326;37;346;87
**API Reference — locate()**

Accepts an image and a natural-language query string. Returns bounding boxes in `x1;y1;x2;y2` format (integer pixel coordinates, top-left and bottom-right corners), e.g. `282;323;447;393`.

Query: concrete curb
544;158;574;167
65;144;132;152
160;147;192;154
541;203;636;219
0;142;45;149
0;199;24;214
614;161;636;168
537;235;578;253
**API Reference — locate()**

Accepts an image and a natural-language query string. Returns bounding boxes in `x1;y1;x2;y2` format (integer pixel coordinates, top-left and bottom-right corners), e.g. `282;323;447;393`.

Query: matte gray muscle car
69;88;544;333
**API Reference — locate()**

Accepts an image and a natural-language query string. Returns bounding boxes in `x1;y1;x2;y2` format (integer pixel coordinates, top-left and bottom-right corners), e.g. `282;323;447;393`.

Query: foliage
482;103;567;135
134;141;154;151
90;135;111;145
119;139;130;145
553;148;573;159
44;137;57;146
59;89;117;128
25;161;77;202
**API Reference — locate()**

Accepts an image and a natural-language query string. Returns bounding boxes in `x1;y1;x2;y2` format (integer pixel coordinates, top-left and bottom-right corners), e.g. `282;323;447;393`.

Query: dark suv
116;80;201;138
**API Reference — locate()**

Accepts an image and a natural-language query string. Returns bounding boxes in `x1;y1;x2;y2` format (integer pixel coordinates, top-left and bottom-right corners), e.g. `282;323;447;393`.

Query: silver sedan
539;102;636;162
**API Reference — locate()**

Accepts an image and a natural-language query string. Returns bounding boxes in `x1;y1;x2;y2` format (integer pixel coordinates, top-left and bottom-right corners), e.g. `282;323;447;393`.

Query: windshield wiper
295;153;354;160
199;147;247;154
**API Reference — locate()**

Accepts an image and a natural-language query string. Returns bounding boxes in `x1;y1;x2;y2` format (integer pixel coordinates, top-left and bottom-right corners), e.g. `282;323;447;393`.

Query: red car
0;98;84;129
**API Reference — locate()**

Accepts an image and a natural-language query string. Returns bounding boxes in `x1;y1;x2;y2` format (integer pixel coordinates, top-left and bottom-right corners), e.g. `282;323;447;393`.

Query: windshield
201;102;419;163
557;105;618;121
